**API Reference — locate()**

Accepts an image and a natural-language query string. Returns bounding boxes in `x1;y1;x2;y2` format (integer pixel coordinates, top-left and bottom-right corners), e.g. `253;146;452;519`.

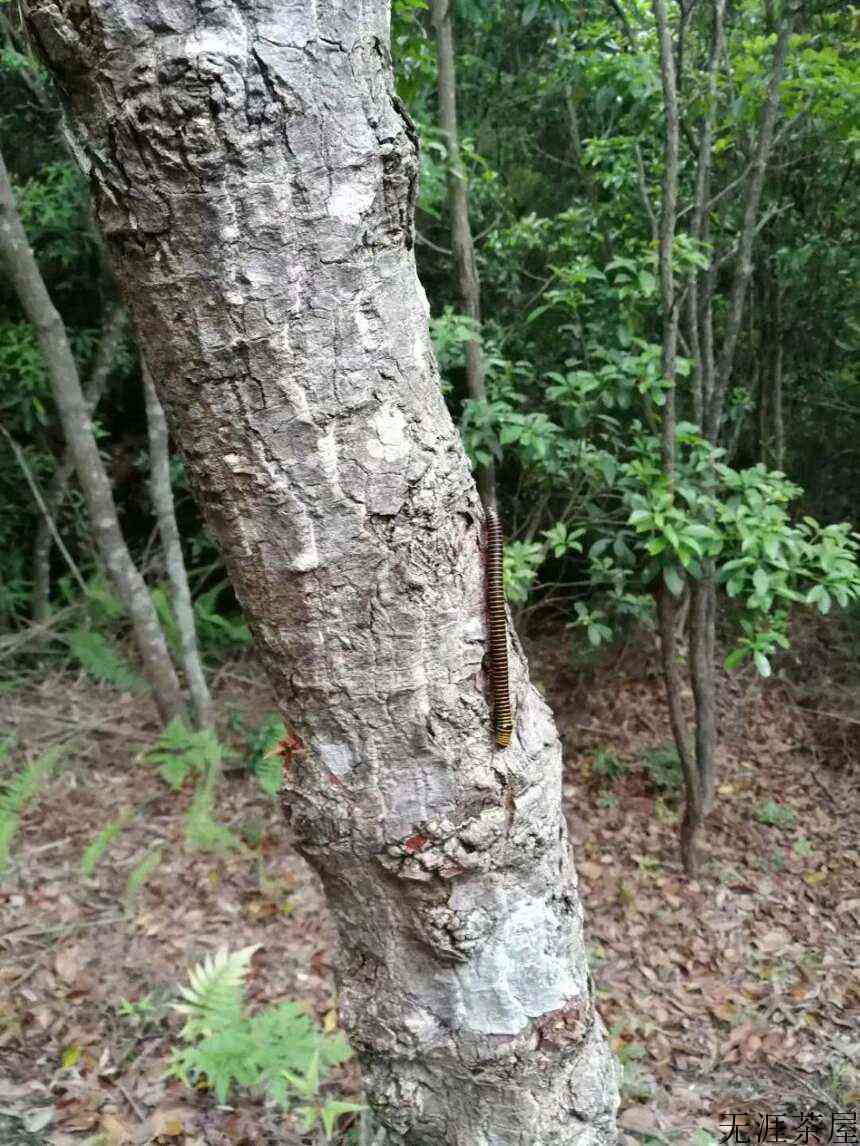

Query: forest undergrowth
0;622;858;1146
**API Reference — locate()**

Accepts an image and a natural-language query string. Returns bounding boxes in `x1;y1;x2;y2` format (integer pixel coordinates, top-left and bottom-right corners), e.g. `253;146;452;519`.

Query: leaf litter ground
0;629;857;1145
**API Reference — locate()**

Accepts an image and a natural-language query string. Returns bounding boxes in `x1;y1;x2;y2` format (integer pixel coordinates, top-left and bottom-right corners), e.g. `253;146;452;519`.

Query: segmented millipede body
485;507;513;748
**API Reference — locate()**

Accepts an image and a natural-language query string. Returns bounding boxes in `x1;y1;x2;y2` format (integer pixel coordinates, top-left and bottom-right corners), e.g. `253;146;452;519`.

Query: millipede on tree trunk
485;506;513;748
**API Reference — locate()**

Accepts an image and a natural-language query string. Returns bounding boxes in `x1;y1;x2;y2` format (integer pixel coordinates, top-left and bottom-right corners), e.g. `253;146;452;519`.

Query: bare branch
634;142;659;246
415;229;453;257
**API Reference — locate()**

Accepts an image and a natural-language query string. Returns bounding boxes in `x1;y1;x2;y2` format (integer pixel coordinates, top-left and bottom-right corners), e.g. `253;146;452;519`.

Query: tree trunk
143;363;214;730
0;147;185;724
689;578;716;815
653;0;708;874
652;0;681;480
431;0;497;510
32;304;127;621
771;284;785;471
656;587;701;877
22;2;619;1140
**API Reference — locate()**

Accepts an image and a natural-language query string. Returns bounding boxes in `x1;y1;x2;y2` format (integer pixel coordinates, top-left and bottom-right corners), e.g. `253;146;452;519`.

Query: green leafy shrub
591;749;629;786
192;582;251;655
642;743;683;794
145;717;221;791
66;628;142;690
753;800;797;830
244;713;287;798
144;720;240;854
167;947;361;1137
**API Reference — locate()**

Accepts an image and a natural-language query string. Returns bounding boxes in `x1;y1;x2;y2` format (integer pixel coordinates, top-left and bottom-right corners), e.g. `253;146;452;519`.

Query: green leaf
663;566;685;597
752;567;769;596
753;651;771;678
724;647;749;670
321;1100;366;1140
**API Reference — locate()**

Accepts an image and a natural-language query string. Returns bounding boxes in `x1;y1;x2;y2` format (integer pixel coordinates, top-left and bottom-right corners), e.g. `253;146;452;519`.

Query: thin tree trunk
23;2;619;1140
689;578;716;815
705;13;794;442
772;284;785;470
656;588;701;875
758;267;772;466
32;304;126;620
688;0;727;425
0;147;184;725
143;363;214;730
432;0;497;510
653;0;708;874
653;0;681;480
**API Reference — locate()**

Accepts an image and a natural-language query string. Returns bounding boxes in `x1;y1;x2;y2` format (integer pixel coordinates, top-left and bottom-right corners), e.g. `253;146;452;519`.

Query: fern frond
67;628;141;689
124;846;162;911
0;745;64;873
166;947;354;1111
80;811;131;879
146;720;223;792
173;945;260;1040
83;575;125;623
255;750;284;798
184;775;240;854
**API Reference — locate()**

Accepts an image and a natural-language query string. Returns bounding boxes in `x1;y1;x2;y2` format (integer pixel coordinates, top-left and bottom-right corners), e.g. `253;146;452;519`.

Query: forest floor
0;622;858;1146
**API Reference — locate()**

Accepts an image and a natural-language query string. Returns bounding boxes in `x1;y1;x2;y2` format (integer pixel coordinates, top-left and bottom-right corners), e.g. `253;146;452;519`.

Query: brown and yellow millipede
485;506;513;748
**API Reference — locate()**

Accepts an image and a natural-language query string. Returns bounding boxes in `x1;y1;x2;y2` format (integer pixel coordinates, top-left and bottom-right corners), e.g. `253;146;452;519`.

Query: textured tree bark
32;304;127;621
21;2;619;1141
143;363;214;729
0;148;185;723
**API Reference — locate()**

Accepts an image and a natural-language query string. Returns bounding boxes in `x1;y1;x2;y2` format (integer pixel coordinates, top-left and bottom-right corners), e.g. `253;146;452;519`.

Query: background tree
0;147;186;723
21;0;620;1141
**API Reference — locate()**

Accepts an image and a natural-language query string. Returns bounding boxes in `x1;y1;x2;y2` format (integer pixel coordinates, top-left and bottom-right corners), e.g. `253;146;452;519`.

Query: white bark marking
366;404;411;463
454;895;579;1034
329;178;375;222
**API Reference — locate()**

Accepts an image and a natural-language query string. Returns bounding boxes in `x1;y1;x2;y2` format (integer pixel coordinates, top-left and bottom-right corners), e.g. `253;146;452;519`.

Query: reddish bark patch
403;834;429;853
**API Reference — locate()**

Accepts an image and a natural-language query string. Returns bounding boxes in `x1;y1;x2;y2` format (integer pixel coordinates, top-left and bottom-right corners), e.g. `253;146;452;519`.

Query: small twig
415;229;453;257
635;142;659;245
8;963;40;989
0;424;90;597
116;1079;146;1123
809;767;837;807
473;215;500;242
25;837;71;855
5;913;126;943
571;722;628;738
789;703;860;727
9;704;153;740
779;1066;840;1114
213;666;271;692
713;204;782;269
0;604;82;661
